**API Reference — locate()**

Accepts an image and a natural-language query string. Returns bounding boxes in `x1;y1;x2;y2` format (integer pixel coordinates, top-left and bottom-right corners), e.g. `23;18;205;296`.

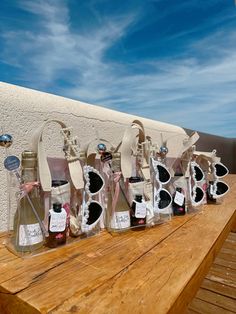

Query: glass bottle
13;151;45;253
108;153;131;231
47;202;67;248
130;194;146;227
172;187;186;216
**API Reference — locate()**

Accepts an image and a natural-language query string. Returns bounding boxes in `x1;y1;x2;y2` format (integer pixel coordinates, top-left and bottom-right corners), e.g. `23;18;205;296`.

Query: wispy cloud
1;0;236;137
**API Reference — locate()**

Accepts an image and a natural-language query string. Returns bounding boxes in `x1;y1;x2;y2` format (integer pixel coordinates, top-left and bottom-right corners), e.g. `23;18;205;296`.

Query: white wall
0;82;187;232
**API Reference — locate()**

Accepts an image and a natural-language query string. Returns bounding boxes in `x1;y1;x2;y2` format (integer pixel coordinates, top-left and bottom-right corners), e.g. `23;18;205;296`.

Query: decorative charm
159;146;168;158
4;155;20;172
0;134;13;148
61;127;79;161
97;143;106;153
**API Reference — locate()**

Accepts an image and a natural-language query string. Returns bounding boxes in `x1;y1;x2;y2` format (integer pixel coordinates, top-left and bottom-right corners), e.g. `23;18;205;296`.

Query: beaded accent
81;165;104;232
151;158;171;184
190;161;204;183
61;127;80;162
189;161;205;205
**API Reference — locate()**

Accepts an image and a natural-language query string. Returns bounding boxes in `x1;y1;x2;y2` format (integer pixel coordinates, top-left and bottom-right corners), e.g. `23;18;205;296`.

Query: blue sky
1;0;236;138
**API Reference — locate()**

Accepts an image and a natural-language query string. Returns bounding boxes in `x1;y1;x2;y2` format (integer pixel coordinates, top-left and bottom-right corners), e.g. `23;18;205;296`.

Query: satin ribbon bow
111;172;122;214
19;182;40;198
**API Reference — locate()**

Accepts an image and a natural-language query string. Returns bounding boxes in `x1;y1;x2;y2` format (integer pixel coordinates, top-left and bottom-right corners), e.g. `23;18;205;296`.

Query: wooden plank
214;256;236;270
0;175;235;314
228;232;236;241
220;248;236;257
185;308;199;314
0;292;39;314
188;298;235;314
46;193;235;313
0;214;195;313
195;288;236;312
217;252;236;264
201;278;236;299
231;215;236;232
206;264;236;288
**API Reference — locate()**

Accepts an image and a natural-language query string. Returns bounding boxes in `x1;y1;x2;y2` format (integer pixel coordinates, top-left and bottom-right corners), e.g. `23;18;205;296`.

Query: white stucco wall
0;82;187;232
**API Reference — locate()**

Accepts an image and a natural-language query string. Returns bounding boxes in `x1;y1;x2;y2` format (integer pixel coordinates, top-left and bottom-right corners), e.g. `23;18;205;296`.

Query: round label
4;155;20;171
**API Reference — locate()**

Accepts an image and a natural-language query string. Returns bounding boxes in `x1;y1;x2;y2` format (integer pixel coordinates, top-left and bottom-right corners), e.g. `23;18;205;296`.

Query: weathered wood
188;230;236;313
0;175;235;314
214;256;236;271
195;288;236;312
0;292;39;314
206;264;236;288
201;278;236;299
0;215;195;312
188;298;234;314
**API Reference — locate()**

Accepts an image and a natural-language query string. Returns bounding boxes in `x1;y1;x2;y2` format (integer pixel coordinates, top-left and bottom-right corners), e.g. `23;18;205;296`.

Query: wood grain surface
0;175;235;314
187;232;236;313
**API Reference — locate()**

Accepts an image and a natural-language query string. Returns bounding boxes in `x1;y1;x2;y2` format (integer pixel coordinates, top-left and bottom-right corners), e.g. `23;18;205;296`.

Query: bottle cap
101;151;112;162
129;176;143;183
52;180;68;187
135;194;143;202
111;152;121;172
53;203;62;213
21;150;37;168
176;187;182;192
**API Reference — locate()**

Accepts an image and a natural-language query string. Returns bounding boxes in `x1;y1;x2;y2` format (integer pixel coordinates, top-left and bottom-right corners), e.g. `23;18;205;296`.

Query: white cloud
1;0;236;137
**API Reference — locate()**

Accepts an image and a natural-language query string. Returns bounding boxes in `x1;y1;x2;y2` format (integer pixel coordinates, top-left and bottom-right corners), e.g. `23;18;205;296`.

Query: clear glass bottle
108;153;131;231
13;151;45;253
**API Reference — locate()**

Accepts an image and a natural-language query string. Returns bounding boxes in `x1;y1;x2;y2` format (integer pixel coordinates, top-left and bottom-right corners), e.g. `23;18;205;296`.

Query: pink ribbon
20;182;40;198
111;172;122;214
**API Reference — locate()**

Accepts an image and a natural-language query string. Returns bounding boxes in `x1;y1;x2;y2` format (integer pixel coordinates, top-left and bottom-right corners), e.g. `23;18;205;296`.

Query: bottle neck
112;158;121;173
21;168;37;183
135;196;142;203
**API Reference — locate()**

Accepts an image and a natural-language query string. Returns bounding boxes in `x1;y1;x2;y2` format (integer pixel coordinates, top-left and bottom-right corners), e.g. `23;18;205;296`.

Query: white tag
135;201;147;218
49;208;67;232
174;191;185;206
210;184;214;195
19;223;43;246
111;211;131;229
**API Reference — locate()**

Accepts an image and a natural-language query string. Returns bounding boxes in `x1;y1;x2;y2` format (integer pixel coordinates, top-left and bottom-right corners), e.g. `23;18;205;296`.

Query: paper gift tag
174;191;185;206
135;201;147;218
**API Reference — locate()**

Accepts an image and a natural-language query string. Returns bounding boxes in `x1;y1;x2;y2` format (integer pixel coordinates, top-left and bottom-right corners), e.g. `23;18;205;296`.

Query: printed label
135;201;147;218
111;211;130;229
19;223;43;246
174;191;185;206
49;208;67;232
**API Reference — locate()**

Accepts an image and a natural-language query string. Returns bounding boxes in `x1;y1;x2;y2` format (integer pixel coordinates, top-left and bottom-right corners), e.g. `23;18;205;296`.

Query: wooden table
0;176;235;314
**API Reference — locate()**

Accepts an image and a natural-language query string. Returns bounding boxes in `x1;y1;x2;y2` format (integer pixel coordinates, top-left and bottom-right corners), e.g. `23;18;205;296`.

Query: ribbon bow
19;181;40;198
111;172;122;214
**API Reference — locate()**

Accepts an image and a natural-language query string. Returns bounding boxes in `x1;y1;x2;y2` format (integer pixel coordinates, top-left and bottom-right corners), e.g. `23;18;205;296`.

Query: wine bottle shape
108;153;131;231
47;203;67;248
131;194;147;227
13;151;45;253
172;187;186;216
